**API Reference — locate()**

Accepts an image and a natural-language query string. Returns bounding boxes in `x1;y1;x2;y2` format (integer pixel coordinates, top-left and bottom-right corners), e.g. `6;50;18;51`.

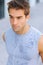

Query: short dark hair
7;0;30;16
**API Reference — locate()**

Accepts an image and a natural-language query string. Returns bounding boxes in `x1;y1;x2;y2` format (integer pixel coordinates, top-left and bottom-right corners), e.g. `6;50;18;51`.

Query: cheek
19;18;26;25
10;21;13;28
10;19;12;23
19;21;26;29
10;19;13;25
20;19;26;26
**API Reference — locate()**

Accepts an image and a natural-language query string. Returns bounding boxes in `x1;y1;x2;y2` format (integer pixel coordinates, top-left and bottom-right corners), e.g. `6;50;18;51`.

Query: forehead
9;8;25;17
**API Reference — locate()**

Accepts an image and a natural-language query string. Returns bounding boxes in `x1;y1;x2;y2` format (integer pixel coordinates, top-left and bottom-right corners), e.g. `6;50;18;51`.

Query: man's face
9;8;29;32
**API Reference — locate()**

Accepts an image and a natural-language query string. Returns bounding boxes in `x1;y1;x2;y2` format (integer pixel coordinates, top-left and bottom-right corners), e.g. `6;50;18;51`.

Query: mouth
14;26;18;29
13;25;20;30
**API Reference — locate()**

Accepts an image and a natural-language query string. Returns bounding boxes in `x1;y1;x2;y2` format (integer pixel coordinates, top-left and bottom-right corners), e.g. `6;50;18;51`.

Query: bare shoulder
38;35;43;62
38;35;43;53
2;32;5;42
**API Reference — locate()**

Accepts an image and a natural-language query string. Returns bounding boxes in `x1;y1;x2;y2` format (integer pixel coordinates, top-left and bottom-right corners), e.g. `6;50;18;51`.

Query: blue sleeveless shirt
5;26;42;65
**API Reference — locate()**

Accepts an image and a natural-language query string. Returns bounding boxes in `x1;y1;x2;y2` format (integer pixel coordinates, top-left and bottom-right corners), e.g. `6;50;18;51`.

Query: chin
13;28;20;32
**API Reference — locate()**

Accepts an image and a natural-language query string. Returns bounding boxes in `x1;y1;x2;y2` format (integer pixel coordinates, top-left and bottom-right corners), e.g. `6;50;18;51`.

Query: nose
13;18;18;25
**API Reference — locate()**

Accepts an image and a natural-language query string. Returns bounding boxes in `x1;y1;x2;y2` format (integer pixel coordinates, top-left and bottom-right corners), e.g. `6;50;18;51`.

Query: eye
17;16;22;19
10;16;13;18
9;15;13;19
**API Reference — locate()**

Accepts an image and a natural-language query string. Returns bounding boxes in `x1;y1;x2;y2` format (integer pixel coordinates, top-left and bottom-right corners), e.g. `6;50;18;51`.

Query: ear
26;14;30;21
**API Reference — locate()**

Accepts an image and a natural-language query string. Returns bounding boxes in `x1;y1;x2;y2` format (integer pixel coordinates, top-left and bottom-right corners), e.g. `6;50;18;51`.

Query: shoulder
2;32;5;42
2;28;12;42
38;35;43;53
31;26;42;34
31;26;43;52
30;26;42;39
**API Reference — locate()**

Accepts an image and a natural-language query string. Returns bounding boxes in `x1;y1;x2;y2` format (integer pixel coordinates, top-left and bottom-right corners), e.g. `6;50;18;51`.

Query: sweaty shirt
5;26;42;65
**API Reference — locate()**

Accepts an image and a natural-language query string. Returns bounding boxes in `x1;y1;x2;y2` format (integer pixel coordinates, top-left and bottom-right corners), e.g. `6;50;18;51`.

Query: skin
8;8;30;34
38;35;43;62
2;8;43;62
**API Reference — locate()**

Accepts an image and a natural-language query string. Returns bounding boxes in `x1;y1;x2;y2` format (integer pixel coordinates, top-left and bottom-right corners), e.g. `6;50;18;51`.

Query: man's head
8;0;30;16
8;0;30;33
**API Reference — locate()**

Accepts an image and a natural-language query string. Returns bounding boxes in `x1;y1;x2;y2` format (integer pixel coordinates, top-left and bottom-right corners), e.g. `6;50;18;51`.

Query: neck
15;24;30;35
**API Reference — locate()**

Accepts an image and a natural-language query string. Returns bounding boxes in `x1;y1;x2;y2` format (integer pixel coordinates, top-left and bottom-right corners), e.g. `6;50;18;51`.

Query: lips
14;26;18;29
13;25;19;29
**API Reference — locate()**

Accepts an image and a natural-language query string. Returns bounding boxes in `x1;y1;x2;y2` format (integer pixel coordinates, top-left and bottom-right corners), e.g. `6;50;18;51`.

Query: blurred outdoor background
0;0;43;65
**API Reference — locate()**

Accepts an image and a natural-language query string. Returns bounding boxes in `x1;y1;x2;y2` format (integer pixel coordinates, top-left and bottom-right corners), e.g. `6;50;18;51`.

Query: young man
3;0;43;65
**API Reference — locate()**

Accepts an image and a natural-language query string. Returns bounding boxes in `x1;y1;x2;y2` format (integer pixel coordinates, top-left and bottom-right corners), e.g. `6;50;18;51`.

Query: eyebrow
9;15;23;18
9;15;13;17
